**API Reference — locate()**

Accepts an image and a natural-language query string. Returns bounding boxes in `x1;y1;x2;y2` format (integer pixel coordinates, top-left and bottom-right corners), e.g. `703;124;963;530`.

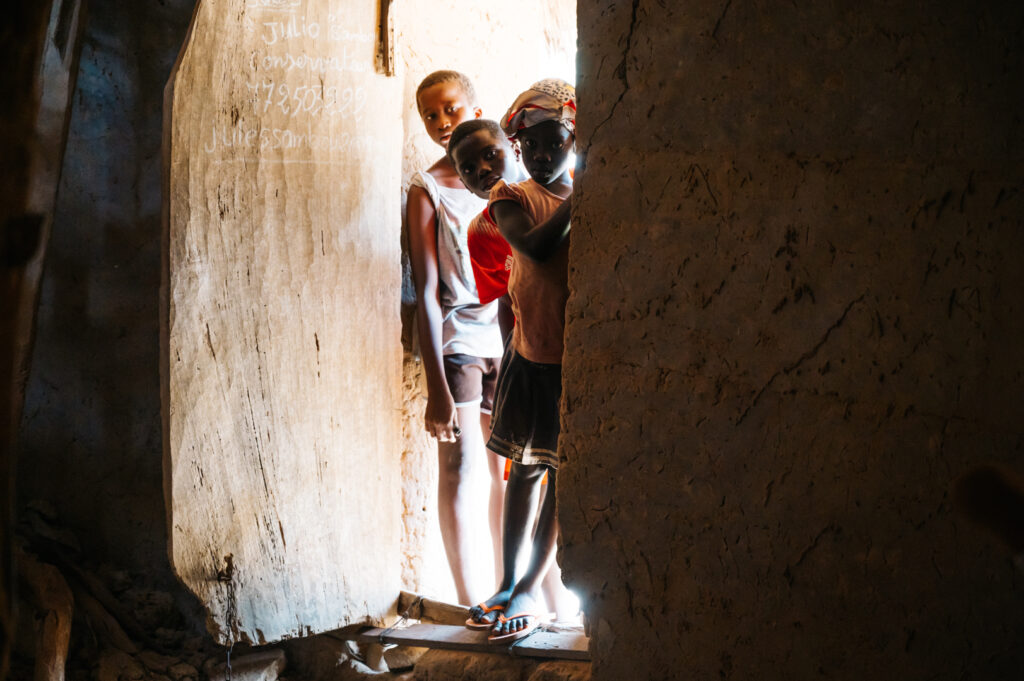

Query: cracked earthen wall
562;2;1024;679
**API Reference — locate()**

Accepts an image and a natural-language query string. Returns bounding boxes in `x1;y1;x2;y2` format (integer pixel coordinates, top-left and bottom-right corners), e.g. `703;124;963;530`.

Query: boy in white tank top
407;71;505;605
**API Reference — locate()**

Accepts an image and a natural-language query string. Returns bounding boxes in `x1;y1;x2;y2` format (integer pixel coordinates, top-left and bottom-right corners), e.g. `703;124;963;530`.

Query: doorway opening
393;0;578;612
162;0;579;650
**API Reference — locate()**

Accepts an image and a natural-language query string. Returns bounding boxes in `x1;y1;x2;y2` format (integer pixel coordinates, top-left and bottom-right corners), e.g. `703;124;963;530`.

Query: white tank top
410;170;503;359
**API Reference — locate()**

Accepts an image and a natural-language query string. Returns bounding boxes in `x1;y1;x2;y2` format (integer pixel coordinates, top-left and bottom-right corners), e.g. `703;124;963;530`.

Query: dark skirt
486;345;562;469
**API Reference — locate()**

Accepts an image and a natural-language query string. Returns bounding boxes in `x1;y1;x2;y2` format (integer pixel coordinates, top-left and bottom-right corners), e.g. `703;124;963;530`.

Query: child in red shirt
448;119;524;341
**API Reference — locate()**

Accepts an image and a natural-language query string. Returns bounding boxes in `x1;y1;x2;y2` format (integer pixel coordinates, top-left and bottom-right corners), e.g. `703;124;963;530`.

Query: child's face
516;120;574;186
417;81;482;150
451;130;518;199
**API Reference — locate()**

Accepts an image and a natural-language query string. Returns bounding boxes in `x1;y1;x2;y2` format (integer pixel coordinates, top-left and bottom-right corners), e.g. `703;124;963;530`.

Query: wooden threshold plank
350;623;590;661
397;590;470;625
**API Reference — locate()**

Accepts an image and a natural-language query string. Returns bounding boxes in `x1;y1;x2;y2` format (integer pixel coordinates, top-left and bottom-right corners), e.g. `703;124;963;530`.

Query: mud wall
563;1;1024;679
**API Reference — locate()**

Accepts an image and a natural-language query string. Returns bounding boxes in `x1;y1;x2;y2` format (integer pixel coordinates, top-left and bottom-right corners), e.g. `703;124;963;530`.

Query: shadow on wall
19;0;198;577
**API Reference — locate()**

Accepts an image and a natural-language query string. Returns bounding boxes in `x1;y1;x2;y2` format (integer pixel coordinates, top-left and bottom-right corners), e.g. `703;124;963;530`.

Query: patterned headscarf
501;78;576;140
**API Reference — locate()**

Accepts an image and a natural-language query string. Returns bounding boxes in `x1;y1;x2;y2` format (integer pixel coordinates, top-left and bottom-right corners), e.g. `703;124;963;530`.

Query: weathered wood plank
397;590;469;626
16;547;75;681
351;623;591;661
163;0;403;645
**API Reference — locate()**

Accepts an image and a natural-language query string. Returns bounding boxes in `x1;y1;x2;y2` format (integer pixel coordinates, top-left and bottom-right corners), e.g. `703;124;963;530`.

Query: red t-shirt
467;210;513;305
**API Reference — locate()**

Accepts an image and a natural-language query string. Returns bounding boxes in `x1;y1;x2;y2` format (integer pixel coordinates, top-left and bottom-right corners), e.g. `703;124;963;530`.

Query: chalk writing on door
203;1;376;162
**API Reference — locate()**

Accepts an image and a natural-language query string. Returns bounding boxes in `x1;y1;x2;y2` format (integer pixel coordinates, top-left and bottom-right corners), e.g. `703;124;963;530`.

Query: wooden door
162;0;403;645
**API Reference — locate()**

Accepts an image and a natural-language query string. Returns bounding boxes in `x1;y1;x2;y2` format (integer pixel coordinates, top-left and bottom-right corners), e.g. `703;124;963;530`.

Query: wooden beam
397;590;469;626
15;547;74;681
375;0;394;76
348;623;590;662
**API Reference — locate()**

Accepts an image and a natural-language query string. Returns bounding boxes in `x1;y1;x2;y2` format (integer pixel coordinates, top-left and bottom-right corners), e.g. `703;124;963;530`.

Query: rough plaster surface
393;0;576;600
562;1;1024;679
21;0;197;575
165;0;403;644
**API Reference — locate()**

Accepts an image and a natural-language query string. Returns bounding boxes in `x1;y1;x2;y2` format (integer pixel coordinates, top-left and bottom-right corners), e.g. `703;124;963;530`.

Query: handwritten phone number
245;81;367;119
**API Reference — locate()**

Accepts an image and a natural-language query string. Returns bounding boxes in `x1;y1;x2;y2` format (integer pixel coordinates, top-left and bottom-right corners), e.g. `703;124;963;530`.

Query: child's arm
497;295;514;346
407;184;459;442
491;194;572;263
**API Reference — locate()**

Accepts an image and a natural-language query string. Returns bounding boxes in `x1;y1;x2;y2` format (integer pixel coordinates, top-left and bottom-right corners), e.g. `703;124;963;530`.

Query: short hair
416;70;477;111
447;119;505;162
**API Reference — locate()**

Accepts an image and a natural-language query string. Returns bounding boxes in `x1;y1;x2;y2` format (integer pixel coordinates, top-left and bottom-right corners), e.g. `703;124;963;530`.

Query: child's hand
425;393;460;442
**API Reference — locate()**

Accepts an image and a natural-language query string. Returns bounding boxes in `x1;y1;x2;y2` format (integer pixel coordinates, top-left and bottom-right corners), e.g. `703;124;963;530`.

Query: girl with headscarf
464;79;578;643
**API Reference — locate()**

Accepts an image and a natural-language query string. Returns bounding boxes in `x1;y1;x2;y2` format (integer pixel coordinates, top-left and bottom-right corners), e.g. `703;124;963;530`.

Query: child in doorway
446;119;522;341
449;116;578;629
407;71;506;605
461;79;577;642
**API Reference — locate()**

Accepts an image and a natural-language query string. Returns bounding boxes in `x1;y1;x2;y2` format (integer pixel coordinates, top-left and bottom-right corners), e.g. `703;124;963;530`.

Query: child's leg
467;460;545;623
437;403;488;605
480;410;505;586
540;560;579;622
491;466;559;636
